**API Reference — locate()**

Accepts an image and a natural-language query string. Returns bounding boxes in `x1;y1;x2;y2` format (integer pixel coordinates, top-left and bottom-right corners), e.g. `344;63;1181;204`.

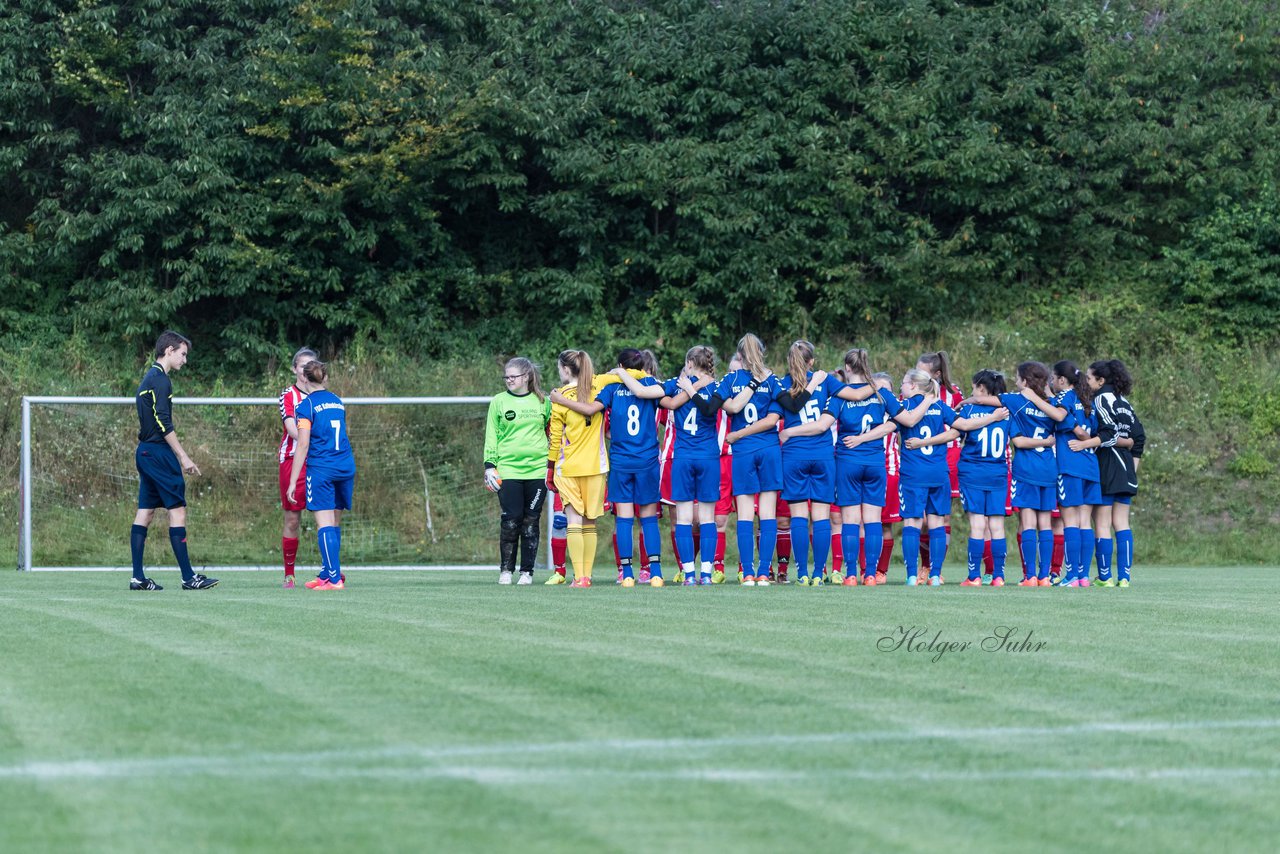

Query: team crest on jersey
504;409;517;421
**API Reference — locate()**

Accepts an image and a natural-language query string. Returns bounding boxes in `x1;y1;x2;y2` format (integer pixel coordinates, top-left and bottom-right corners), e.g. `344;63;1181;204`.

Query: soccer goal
17;395;544;573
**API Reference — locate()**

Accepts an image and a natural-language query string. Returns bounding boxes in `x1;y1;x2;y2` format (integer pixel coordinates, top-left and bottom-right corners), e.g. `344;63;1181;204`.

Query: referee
129;330;218;591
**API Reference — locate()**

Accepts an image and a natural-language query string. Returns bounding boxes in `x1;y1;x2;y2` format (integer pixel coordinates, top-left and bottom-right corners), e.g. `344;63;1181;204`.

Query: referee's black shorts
136;443;186;510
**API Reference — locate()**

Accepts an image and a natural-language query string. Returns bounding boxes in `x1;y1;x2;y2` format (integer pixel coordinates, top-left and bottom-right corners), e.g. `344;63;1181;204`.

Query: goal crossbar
18;395;552;572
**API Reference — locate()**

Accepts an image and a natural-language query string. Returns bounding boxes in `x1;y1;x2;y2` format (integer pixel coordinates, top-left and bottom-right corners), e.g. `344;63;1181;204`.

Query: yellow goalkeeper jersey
548;370;645;477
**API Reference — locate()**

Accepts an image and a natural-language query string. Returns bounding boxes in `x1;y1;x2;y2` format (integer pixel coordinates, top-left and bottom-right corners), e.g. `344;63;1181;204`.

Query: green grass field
2;568;1276;852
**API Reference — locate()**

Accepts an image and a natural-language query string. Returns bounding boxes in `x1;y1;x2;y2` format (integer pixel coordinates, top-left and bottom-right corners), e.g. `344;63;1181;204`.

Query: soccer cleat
570;577;589;588
1079;577;1092;587
929;576;943;587
499;570;514;585
711;569;725;584
129;577;162;591
811;576;824;587
862;574;877;586
755;576;771;587
283;576;295;589
545;572;566;585
905;575;918;586
1118;578;1130;588
1095;577;1115;587
875;570;887;585
1019;578;1039;587
675;569;686;584
304;576;328;589
638;568;652;584
650;576;665;587
738;569;744;583
831;570;844;585
842;575;858;587
583;577;592;587
776;571;789;584
181;574;219;590
1038;577;1053;586
961;578;982;587
517;572;533;586
326;579;345;590
621;577;636;588
683;575;698;586
1064;578;1082;588
742;576;756;587
616;569;624;585
1048;573;1061;586
700;573;713;586
991;577;1005;587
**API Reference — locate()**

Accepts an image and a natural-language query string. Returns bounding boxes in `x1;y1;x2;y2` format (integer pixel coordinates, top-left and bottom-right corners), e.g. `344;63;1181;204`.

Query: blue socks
699;522;717;575
169;526;194;582
1079;528;1096;580
640;515;662;577
967;537;984;580
903;526;921;580
1116;529;1134;580
792;518;810;578
1062;526;1080;581
842;525;860;579
862;523;883;580
991;537;1007;578
811;518;830;577
675;524;694;570
318;526;341;582
1095;537;1113;579
1037;529;1054;579
928;527;947;579
1020;530;1036;580
616;517;635;578
737;520;756;577
758;519;777;575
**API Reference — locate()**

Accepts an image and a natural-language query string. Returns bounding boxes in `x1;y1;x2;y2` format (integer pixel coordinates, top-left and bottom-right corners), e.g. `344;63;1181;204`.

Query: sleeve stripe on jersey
141;389;166;431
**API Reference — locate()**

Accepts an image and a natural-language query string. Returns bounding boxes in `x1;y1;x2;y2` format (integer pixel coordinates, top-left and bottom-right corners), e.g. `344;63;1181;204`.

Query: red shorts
279;459;306;512
715;456;734;515
881;473;902;524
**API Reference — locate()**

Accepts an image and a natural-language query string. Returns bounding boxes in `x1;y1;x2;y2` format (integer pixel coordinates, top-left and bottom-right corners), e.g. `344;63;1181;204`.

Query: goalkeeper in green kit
484;357;553;585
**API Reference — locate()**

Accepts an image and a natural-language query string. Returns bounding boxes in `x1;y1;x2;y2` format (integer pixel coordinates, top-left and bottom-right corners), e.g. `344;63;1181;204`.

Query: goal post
17;395;553;573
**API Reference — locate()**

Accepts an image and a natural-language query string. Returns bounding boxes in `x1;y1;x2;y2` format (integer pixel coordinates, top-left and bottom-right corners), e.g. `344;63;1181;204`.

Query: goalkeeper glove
546;461;558;493
483;467;502;493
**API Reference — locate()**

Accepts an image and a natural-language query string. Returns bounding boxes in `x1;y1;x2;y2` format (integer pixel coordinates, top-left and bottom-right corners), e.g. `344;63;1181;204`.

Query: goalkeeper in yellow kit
546;350;646;587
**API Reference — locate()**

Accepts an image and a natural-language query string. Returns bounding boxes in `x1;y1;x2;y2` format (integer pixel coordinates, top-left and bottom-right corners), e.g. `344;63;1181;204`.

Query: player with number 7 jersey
289;361;355;589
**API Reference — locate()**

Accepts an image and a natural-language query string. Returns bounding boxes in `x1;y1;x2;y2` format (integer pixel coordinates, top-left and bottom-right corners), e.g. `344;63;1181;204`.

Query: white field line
2;718;1278;782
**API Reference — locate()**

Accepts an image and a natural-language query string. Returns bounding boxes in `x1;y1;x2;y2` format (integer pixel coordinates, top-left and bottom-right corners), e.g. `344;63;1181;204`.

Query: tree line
1;0;1277;367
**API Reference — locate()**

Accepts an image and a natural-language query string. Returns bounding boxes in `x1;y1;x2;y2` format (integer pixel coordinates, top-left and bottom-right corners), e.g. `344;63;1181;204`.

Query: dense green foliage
2;0;1278;366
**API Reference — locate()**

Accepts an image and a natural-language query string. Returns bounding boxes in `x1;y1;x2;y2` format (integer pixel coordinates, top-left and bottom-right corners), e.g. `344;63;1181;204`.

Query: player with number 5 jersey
288;360;355;590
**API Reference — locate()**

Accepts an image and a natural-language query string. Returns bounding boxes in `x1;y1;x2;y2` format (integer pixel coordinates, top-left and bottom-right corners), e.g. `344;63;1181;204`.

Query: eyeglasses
503;373;527;381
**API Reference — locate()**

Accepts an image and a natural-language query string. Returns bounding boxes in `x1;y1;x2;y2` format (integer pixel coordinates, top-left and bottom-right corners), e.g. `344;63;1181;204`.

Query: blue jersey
295;389;355;475
776;372;841;458
1053;390;1099;481
999;393;1056;486
828;384;890;464
597;377;660;472
662;376;720;460
956;403;1010;488
899;395;957;485
715;370;782;453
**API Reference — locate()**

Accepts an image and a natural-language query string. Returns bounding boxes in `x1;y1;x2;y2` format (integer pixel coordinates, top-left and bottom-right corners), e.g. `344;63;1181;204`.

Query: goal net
18;396;535;572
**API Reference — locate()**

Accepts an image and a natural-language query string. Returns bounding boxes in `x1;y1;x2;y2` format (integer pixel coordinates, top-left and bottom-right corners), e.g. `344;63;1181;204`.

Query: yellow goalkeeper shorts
554;472;606;519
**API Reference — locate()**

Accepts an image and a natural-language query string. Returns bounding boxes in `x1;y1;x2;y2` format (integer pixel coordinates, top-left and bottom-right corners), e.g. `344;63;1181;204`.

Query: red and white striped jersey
277;384;307;463
942;383;963;449
884;430;900;478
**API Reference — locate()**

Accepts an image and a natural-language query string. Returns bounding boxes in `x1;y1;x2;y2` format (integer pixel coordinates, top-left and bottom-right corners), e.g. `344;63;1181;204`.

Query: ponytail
918;351;955;392
685;345;716;377
558;349;595;403
903;368;937;398
787;340;815;397
842;348;873;383
737;333;769;381
1053;359;1092;417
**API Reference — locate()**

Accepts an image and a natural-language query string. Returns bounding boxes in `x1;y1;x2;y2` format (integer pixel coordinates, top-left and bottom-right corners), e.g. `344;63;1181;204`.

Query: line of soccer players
522;337;1143;588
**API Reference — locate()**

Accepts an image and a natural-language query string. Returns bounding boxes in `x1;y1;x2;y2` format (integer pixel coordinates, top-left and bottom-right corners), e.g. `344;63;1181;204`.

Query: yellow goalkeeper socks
566;525;584;580
581;522;597;580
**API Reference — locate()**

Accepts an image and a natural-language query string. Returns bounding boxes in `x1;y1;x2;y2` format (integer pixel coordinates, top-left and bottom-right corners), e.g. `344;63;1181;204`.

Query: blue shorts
731;446;783;495
609;466;661;505
306;469;355;511
835;458;886;507
1096;494;1133;507
671;456;720;503
899;480;951;519
136;443;186;510
1011;480;1056;513
959;481;1007;517
1057;474;1102;507
782;455;835;504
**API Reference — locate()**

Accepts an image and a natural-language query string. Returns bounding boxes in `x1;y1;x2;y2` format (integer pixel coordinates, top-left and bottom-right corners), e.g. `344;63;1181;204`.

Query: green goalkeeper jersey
484;390;552;479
